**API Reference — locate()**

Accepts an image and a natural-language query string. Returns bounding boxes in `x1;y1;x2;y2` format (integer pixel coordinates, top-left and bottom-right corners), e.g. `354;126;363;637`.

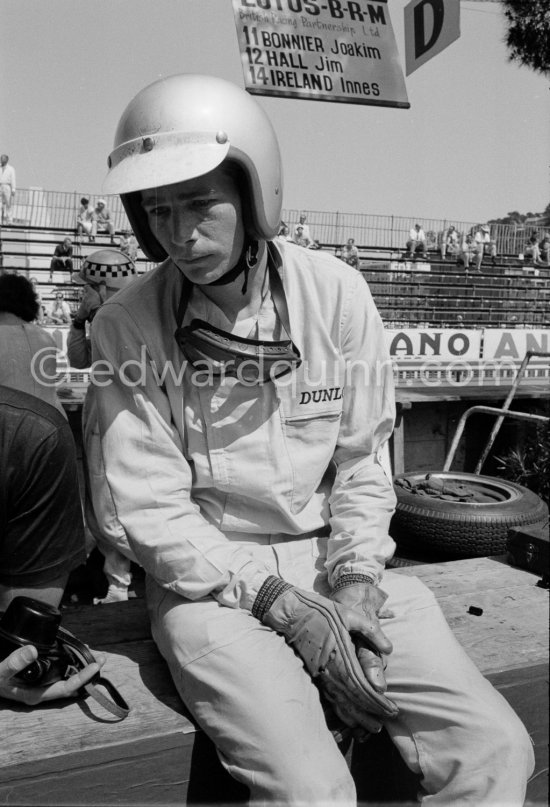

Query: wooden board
395;556;549;674
0;556;547;805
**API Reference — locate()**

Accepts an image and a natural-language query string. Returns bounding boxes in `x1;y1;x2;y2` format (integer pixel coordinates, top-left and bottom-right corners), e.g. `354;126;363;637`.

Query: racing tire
390;471;548;559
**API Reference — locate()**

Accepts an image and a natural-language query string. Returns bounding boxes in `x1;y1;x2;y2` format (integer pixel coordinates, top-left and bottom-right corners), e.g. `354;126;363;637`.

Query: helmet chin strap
206;239;259;295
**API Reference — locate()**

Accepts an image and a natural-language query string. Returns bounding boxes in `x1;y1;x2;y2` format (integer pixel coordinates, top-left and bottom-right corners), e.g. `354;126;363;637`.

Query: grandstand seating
1;224;548;329
359;259;550;329
0;224;154;315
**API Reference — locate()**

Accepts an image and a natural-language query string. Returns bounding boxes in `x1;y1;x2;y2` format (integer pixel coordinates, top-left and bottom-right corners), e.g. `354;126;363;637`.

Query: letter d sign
404;0;460;75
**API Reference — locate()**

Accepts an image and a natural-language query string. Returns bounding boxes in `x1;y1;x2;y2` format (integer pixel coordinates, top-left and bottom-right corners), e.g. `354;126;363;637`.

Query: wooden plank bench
1;556;548;805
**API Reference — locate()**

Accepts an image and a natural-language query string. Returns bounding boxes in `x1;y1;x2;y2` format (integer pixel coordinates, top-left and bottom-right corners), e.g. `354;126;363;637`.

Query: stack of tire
390;471;548;559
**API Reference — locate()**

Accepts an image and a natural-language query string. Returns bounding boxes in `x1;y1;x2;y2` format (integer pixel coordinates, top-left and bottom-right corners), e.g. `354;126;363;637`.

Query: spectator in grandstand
277;223;294;242
0;383;103;706
118;229;139;261
440;226;458;260
76;197;94;238
293;224;309;247
292;213;312;246
90;199;115;243
539;234;550;265
67;248;139;605
405;223;427;259
0;274;64;413
48;291;72;325
49;237;74;281
524;231;542;265
457;233;475;269
489;237;498;266
474;225;491;271
0;154;16;225
340;237;360;269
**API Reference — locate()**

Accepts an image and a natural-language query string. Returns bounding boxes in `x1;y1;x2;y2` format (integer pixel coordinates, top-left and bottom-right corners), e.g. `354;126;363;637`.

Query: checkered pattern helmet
73;248;137;289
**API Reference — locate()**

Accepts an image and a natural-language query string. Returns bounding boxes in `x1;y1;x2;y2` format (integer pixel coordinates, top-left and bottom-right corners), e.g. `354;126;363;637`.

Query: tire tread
391;473;548;558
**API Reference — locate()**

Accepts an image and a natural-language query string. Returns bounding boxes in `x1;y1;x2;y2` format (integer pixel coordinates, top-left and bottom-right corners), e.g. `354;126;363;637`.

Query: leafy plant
495;422;550;505
502;0;550;75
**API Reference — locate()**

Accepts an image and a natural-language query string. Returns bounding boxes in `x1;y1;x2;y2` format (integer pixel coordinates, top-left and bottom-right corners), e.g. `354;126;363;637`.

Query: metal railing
9;188;548;256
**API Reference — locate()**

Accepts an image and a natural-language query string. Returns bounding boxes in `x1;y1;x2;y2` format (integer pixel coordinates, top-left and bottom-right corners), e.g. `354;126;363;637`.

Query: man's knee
487;706;535;774
260;746;355;805
458;697;535;783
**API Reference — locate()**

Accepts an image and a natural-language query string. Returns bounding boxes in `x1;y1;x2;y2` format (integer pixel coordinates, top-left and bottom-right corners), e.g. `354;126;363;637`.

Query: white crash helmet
102;74;283;261
72;248;137;289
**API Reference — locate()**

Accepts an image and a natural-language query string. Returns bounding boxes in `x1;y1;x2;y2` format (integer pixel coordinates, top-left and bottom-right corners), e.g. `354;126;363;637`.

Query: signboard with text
482;330;550;360
232;0;409;108
386;329;481;360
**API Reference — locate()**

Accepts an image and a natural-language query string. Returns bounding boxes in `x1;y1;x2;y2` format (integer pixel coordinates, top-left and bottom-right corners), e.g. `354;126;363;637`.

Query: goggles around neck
174;244;301;385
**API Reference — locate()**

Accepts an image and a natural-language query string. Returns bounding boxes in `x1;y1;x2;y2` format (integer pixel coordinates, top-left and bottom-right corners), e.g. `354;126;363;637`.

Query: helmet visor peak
103;131;231;196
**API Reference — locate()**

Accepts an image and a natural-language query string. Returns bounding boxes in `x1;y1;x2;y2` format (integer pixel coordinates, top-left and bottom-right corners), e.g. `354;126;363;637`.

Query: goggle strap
266;242;293;341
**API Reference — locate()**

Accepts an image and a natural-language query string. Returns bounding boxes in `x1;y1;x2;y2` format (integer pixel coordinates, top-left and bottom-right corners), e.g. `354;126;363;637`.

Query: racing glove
252;576;398;732
331;574;393;695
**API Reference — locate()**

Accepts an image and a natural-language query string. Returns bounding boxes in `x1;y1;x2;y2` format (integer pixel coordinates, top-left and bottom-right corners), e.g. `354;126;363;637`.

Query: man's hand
0;645;105;706
332;579;393;695
253;577;398;734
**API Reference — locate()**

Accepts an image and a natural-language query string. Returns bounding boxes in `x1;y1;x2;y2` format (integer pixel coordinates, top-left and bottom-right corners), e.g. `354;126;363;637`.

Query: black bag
506;523;549;577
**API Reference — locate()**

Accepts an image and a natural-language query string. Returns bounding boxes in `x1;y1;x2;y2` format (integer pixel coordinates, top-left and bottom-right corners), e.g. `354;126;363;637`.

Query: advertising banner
386;329;481;360
232;0;409;108
482;330;550;360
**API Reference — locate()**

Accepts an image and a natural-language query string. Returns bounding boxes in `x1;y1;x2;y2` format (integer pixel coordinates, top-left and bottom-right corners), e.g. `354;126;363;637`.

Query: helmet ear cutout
121;191;166;263
222;161;256;243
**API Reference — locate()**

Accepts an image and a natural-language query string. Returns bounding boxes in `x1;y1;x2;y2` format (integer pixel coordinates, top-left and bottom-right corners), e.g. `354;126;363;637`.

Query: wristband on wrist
332;573;376;593
252;575;293;621
72;318;86;330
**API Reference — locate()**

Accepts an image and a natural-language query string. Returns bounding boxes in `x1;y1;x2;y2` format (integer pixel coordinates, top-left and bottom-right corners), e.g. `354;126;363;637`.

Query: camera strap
58;626;130;721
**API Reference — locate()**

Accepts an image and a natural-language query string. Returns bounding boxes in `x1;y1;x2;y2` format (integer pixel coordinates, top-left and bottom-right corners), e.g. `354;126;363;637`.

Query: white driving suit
90;240;533;805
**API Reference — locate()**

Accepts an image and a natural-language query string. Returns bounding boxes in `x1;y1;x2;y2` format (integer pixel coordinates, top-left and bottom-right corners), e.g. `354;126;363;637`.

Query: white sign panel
404;0;460;76
482;330;550;360
385;329;481;360
232;0;409;108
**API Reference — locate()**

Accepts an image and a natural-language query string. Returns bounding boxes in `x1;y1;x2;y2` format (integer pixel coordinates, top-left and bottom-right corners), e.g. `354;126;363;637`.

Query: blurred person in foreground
29;277;46;323
90;74;534;805
0;384;103;705
0;273;64;414
67;249;139;604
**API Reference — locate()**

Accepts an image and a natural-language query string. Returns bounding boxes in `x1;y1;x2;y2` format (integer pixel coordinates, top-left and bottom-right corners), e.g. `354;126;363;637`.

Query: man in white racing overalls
90;75;533;805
